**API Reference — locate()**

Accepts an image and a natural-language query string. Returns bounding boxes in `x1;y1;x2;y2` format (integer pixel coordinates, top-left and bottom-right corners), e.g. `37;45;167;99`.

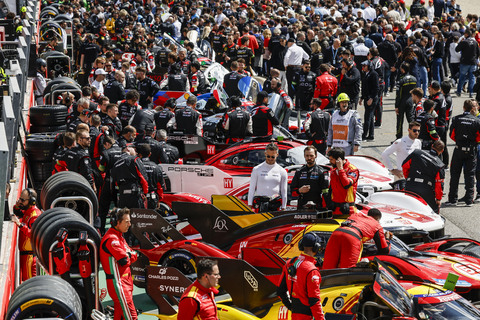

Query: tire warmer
78;231;95;316
52;227;72;282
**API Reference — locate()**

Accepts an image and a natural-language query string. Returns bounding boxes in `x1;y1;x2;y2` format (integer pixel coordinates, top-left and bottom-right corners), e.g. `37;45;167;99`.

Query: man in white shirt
284;38;309;99
92;68;108;95
248;143;288;210
363;1;377;22
382;121;422;181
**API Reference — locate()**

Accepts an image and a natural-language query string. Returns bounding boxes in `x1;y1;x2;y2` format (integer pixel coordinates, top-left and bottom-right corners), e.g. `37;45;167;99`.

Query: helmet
337;93;350;103
36;58;47;69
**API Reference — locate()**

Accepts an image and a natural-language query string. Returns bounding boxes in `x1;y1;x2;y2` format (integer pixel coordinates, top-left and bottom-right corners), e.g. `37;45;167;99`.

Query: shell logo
452;263;480;281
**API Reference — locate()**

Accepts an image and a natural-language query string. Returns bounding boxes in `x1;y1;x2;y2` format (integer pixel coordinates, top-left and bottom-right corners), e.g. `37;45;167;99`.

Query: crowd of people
20;0;480;319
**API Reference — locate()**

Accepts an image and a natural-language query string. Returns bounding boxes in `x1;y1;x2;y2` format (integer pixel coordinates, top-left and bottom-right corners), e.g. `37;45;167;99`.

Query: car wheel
6;275;82;320
30;105;68;127
161;250;197;276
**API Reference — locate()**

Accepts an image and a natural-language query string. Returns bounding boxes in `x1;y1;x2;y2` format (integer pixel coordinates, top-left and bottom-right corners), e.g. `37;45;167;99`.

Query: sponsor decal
167;166;214;177
293;214;317;220
278;305;289;320
168;135;199;144
10;308;20;320
224;177;233;188
452;263;480;281
244;271;258;291
161;226;172;233
148;273;179;281
213;216;228;231
134;213;158;219
207;145;215;155
21;299;53;311
158;285;186;294
159;268;167;275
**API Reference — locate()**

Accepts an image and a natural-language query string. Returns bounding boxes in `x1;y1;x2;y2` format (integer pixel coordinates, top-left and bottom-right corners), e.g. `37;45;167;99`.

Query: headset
110;208;120;228
298;232;322;254
26;188;36;206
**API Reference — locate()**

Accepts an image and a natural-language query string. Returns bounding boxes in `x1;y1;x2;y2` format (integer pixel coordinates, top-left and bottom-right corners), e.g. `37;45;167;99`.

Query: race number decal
207;145;215;155
224;177;233;188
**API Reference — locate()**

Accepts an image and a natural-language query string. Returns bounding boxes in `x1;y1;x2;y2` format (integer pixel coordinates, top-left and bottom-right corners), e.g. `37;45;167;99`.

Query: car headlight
384;226;419;235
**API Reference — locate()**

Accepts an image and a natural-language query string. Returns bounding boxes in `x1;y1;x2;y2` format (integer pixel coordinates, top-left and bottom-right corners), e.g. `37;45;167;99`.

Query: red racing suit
329;160;359;215
100;227;138;320
177;279;219;320
323;212;390;269
277;254;325;320
16;205;42;281
313;72;338;110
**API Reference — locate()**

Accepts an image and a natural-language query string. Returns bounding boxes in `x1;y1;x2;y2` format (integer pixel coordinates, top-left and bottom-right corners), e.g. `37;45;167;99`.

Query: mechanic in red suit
11;188;42;282
100;208;138;320
323;208;392;269
327;147;359;215
277;232;325;320
178;258;220;320
313;63;338;110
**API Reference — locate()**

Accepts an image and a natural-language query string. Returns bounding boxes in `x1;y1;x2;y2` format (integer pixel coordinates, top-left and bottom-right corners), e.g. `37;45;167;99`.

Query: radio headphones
26;188;36;206
344;59;353;68
110;208;120;228
298;232;322;254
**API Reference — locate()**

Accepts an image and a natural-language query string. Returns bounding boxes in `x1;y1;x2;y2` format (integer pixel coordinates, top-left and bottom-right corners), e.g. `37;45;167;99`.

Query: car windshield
415;296;480;319
363;236;411;258
375;262;414;315
286;146;330;166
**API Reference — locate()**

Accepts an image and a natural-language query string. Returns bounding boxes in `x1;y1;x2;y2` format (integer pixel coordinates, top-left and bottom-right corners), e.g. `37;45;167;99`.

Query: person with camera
277;232;325;320
291;146;329;210
247;142;288;211
100;208;138;320
338;58;361;110
11;188;42;281
323;208;391;269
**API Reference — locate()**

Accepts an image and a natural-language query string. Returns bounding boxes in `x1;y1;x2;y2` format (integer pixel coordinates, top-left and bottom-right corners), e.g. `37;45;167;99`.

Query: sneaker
465;202;474;207
385;92;390;97
475;194;480;202
470;93;474;98
443;200;458;206
366;136;375;141
457;196;466;203
456;92;461;97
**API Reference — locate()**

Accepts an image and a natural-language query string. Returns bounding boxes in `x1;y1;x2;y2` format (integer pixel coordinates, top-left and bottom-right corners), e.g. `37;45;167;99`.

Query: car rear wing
172;201;338;250
130;208;187;250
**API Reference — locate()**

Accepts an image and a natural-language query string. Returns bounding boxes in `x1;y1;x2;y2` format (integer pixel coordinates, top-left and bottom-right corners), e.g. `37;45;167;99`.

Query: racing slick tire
30;161;54;184
6;275;82;320
160;250;197;276
40;171;99;221
25;133;56;162
32;209;100;274
29;105;68;126
29;124;67;134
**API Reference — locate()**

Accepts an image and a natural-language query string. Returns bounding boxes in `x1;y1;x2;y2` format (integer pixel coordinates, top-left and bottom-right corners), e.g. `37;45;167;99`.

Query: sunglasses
19;198;29;202
265;155;277;159
411;129;420;133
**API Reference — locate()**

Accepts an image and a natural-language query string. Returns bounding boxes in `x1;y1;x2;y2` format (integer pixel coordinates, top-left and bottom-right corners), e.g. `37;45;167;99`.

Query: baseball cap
287;38;295;43
398;0;405;4
113;48;123;55
95;68;108;75
301;233;319;248
240;3;247;8
137;50;146;57
225;2;230;6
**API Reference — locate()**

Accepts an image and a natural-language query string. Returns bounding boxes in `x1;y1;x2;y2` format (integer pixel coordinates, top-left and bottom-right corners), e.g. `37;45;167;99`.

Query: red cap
420;0;425;4
398;0;405;3
240;3;248;8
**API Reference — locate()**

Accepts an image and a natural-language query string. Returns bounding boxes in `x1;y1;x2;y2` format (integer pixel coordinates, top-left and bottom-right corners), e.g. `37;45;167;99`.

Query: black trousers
286;66;301;99
374;84;384;126
437;126;449;167
448;147;477;204
396;107;414;139
406;181;438;213
98;178;116;234
363;98;378;139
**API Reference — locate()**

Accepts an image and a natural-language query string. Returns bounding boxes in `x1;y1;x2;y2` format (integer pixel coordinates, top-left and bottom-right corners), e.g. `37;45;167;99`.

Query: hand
367;98;373;106
435;199;441;206
395;108;399;115
359;99;363;106
391;66;396;72
353;145;359;153
299;185;311;194
326;147;331;154
11;214;19;226
390;169;404;179
336;158;344;170
385;231;393;240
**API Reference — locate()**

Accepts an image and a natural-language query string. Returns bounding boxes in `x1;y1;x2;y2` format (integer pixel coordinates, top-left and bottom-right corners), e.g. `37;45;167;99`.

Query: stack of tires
40;171;99;222
25;132;59;194
29;104;68;133
6;275;83;320
31;207;101;319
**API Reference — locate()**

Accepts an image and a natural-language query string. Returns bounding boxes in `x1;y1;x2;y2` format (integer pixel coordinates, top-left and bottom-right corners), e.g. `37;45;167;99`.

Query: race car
137;258;480;320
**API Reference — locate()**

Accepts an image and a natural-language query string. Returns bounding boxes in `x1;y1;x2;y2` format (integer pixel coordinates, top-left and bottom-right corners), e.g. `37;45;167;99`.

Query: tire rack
51;195;95;225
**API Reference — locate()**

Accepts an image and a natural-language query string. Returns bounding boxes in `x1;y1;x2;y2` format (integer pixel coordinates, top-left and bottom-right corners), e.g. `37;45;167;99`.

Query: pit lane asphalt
356;90;479;241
